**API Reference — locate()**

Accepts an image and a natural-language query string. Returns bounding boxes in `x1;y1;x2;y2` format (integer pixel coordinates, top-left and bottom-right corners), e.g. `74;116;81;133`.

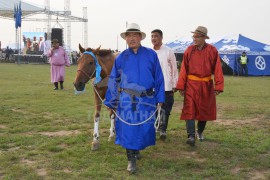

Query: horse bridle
77;67;96;80
77;51;97;80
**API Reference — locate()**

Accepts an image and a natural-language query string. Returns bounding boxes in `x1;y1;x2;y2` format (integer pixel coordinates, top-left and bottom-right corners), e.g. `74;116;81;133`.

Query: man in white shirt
39;36;45;52
151;29;178;140
42;33;51;63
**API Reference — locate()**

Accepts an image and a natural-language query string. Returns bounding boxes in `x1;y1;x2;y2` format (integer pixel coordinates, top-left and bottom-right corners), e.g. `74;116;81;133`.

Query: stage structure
0;0;88;51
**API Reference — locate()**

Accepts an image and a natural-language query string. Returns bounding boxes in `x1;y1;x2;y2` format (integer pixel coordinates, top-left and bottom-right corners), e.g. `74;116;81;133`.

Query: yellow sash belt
187;75;212;82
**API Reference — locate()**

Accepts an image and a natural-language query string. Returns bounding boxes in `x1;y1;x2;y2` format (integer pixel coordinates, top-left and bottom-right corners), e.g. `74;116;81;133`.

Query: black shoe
127;159;136;174
196;131;204;141
54;87;59;90
159;131;167;140
186;136;195;146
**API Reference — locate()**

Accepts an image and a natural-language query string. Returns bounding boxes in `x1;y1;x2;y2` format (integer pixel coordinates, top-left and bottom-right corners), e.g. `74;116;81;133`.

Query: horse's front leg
91;93;102;151
108;110;115;142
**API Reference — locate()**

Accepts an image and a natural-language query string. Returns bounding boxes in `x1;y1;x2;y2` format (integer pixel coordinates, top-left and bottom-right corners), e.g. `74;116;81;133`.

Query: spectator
238;51;249;76
47;39;70;90
5;46;10;61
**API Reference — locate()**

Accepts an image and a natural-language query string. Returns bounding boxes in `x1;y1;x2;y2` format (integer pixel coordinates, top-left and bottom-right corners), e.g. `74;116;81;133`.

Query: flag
14;4;17;20
14;1;22;29
17;1;22;28
14;4;18;29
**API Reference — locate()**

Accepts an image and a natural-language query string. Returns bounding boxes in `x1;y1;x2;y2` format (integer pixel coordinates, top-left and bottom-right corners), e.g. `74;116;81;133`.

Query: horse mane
97;49;113;57
85;48;112;57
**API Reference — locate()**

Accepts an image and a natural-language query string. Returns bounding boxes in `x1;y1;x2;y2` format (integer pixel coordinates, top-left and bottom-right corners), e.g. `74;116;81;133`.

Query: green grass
0;63;269;179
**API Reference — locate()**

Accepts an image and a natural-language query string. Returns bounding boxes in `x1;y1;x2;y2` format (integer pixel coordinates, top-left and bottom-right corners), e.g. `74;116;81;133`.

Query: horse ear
79;44;85;53
96;45;101;51
94;45;101;55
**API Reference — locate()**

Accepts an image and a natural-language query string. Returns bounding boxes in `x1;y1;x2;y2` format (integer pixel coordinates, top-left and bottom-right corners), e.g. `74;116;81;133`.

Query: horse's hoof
91;140;100;151
108;135;115;142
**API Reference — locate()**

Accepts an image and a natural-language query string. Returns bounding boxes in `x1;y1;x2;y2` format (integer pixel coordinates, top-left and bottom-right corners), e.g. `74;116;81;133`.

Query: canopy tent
215;34;270;76
0;0;44;19
165;36;193;54
165;34;270;76
165;35;222;54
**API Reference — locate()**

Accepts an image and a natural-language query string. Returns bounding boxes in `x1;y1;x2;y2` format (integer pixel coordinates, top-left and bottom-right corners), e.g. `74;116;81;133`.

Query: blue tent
214;34;270;76
165;36;222;53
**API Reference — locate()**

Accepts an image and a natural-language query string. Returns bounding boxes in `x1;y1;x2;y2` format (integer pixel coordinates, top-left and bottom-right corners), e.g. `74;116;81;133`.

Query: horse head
74;44;118;91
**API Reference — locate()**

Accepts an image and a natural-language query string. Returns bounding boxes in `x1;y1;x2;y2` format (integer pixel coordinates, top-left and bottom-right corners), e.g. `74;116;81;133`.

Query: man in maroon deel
176;26;224;146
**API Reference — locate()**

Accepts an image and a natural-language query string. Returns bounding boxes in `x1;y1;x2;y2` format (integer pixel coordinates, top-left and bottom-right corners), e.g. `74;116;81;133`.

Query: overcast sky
1;0;270;51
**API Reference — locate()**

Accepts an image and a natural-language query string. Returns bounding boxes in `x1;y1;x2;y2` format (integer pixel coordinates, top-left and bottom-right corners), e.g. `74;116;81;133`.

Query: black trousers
186;120;207;138
159;91;174;132
126;149;139;161
240;64;248;76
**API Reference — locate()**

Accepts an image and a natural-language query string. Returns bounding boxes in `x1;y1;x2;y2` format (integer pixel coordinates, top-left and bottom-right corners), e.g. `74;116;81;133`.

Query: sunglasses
192;35;205;39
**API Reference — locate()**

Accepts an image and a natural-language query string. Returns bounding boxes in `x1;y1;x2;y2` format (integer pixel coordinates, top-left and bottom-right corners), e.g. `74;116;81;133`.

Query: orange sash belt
187;75;212;82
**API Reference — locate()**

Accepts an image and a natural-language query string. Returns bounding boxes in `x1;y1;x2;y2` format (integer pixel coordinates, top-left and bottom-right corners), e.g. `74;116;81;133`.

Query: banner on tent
220;54;269;76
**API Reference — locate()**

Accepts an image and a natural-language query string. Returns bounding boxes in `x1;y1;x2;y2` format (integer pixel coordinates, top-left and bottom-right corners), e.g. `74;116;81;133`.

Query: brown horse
74;44;119;150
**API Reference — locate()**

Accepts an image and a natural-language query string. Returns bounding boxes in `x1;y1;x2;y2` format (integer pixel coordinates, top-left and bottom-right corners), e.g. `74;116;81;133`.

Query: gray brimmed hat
191;26;210;39
120;23;146;40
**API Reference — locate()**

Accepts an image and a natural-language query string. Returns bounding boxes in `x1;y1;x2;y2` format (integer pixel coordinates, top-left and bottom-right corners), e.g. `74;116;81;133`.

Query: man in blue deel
104;23;165;174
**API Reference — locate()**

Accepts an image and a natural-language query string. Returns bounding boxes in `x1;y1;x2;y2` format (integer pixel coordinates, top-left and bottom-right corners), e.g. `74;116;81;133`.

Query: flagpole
19;27;21;64
18;0;22;64
16;28;18;63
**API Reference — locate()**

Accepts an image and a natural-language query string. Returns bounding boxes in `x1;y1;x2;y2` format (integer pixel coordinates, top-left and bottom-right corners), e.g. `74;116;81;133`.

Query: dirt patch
230;165;242;175
231;166;269;179
63;169;72;173
11;108;29;115
214;118;268;126
250;169;270;180
8;146;20;151
153;149;206;163
21;159;35;166
39;130;81;137
21;158;47;177
0;125;7;129
41;112;54;120
180;151;206;162
37;168;47;176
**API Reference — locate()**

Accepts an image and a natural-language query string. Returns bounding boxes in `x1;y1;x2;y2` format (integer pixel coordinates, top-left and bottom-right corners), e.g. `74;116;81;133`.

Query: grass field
0;63;269;179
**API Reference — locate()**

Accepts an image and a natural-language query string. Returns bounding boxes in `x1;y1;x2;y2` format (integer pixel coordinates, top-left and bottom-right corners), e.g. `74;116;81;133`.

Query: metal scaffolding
83;7;88;48
64;0;71;50
0;0;88;50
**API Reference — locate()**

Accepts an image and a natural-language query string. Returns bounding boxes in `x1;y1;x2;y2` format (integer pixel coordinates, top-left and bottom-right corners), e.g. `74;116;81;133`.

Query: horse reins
77;68;96;80
77;51;161;127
